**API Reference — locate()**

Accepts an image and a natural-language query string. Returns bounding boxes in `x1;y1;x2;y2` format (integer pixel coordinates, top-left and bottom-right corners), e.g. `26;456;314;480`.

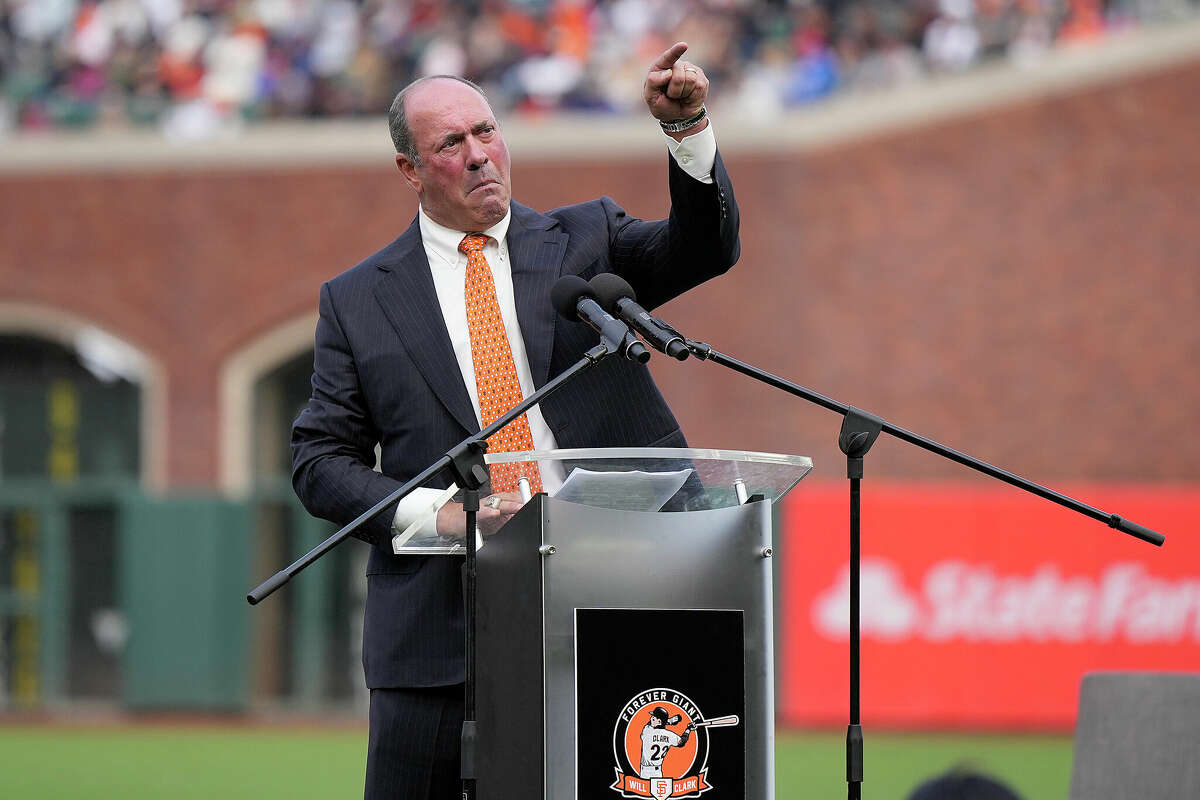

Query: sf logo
650;778;674;800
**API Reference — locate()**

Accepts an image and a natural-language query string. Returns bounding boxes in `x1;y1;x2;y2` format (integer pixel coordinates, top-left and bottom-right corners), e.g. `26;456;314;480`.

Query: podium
448;447;811;800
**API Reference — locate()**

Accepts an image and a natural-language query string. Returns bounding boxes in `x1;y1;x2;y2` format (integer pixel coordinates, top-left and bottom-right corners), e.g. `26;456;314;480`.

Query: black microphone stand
247;339;628;800
676;339;1165;800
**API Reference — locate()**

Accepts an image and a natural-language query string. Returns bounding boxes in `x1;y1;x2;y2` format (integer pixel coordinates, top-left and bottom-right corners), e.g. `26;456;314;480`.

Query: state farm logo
813;559;1200;644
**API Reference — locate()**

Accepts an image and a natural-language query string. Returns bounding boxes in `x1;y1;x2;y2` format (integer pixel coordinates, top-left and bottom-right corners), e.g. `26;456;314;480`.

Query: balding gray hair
388;75;489;165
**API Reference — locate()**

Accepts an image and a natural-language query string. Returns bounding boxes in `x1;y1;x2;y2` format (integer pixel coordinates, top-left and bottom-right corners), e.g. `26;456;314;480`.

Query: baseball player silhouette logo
610;688;739;798
640;706;692;779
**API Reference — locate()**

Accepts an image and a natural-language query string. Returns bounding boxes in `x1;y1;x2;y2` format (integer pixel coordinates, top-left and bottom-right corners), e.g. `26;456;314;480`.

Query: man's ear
396;153;421;193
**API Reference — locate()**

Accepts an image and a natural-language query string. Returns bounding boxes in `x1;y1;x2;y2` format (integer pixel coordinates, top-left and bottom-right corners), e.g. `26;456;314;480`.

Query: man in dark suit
291;41;739;799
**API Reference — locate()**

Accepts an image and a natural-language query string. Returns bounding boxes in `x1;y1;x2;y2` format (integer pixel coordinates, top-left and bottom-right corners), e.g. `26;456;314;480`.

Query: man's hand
435;492;525;539
644;41;709;137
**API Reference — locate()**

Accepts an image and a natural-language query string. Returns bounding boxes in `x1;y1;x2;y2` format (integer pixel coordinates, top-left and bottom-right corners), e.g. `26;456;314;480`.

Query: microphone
550;275;650;364
589;273;689;361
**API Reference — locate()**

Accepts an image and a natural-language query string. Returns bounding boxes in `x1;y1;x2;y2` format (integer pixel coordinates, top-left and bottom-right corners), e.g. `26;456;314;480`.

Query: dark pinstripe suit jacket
291;152;740;688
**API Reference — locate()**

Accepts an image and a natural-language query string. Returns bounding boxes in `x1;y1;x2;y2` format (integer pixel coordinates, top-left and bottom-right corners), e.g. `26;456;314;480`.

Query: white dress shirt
391;123;717;538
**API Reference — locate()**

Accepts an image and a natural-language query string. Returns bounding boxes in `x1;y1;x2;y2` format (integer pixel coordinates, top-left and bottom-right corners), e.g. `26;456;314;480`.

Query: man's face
650;715;664;728
396;79;512;232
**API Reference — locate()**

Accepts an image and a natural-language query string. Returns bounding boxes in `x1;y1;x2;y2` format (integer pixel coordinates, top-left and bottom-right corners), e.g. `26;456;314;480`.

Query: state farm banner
779;483;1200;729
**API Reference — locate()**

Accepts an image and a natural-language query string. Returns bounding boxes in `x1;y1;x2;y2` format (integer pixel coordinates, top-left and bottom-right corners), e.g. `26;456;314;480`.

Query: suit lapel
372;218;479;434
507;202;568;388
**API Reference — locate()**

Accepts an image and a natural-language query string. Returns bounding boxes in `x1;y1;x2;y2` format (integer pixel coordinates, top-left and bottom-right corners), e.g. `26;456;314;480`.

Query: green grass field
0;726;1073;799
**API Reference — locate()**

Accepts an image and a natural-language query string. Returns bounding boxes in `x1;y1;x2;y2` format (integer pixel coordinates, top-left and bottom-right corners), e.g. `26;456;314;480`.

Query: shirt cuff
391;486;454;542
661;122;716;185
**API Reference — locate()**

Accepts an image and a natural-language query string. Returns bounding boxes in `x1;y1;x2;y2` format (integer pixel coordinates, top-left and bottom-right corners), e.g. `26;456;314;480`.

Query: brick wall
2;59;1197;487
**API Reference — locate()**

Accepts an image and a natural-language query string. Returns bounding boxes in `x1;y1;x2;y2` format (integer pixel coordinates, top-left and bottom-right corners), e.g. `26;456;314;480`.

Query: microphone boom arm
247;342;614;605
685;338;1165;546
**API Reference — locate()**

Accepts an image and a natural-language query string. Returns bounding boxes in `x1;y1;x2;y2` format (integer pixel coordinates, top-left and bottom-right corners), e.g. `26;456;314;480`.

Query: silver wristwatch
659;106;707;133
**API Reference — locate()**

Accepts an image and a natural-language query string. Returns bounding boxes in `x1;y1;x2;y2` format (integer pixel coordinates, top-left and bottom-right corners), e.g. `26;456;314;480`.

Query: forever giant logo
609;688;739;799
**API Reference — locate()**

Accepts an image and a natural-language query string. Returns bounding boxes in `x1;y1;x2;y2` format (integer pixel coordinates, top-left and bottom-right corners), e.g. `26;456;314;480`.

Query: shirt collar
418;205;512;268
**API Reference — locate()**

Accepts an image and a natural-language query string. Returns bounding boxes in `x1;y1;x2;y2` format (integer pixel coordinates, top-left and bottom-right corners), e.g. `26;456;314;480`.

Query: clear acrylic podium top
393;447;812;555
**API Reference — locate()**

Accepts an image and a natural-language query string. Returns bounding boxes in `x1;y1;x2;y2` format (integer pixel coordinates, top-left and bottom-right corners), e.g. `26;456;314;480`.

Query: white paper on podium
552;467;692;512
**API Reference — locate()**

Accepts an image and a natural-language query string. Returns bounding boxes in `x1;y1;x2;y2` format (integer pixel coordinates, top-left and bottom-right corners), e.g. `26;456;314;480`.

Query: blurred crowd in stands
1;0;1195;137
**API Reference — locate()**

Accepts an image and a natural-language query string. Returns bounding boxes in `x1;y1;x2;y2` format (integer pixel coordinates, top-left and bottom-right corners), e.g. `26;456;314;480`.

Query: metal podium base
477;495;775;800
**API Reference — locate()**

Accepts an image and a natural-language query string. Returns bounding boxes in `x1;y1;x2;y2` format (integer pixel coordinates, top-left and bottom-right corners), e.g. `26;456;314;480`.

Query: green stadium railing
0;479;350;714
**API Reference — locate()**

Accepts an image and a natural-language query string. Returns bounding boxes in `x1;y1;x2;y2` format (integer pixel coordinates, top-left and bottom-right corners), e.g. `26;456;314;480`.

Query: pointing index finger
651;41;689;71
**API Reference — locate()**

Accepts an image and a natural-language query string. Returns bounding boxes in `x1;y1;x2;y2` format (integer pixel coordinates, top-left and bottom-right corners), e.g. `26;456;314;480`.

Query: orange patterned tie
460;233;544;494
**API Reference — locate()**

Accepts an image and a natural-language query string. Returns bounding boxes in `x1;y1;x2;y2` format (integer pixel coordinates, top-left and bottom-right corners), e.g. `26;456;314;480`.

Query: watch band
659;106;707;134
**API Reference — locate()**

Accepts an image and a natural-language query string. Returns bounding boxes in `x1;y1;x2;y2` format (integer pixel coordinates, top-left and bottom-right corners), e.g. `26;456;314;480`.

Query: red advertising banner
779;483;1200;729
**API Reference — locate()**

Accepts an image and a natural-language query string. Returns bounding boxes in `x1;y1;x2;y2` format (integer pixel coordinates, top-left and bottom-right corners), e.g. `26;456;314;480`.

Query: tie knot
459;234;488;255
